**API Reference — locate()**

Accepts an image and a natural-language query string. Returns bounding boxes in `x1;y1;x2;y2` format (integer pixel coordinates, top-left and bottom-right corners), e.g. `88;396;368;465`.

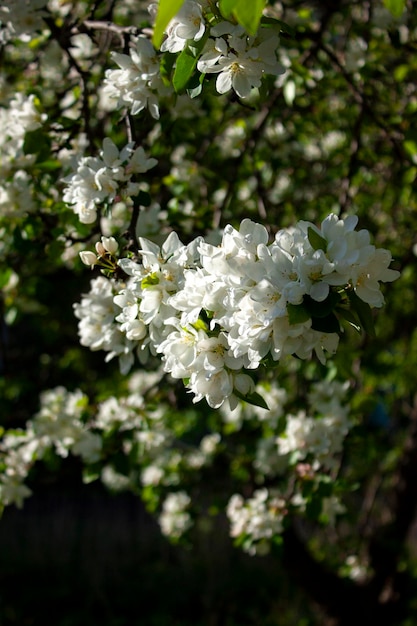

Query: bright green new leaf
153;0;184;49
35;160;61;172
141;272;160;289
173;47;199;93
0;268;13;290
219;0;266;35
383;0;406;18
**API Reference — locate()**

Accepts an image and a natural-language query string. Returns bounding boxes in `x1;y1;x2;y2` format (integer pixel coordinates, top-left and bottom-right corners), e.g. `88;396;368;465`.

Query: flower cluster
0;369;222;516
103;35;166;120
73;275;135;375
0;368;352;552
0;387;100;508
159;491;193;539
221;376;352;554
102;0;285;120
76;213;399;409
227;488;287;555
275;379;351;470
1;93;45;145
0;93;47;217
62;138;157;224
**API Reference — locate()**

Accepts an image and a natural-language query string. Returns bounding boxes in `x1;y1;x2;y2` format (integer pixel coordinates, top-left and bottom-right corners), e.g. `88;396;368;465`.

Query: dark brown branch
77;19;140;48
122;202;140;252
42;15;94;146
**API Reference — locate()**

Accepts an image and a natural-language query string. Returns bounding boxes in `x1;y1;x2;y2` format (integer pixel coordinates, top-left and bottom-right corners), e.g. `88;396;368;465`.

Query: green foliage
383;0;406;17
172;35;209;93
219;0;266;34
307;226;327;252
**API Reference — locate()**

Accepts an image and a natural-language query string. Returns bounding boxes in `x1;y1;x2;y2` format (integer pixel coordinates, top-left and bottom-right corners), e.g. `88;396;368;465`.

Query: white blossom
159;491;193;538
227;488;286;555
76;216;399;408
161;0;206;54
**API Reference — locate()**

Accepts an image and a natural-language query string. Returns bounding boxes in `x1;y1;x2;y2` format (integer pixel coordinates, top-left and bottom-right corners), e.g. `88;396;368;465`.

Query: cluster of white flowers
165;0;284;97
0;93;46;217
0;387;101;508
101;0;285;119
247;379;351;479
227;488;287;555
102;35;167;120
276;379;351;471
62;137;157;224
73;275;136;375
31;387;102;462
224;377;351;552
0;93;47;216
158;490;193;539
76;213;399;409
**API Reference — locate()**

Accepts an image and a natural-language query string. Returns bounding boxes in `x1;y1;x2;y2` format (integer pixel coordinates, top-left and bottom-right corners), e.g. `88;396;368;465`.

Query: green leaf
159;51;176;85
287;302;310;325
307;226;327;252
82;466;100;484
383;0;406;18
219;0;266;35
187;81;203;98
234;389;270;410
141;272;160;289
0;267;13;290
403;129;417;158
23;129;51;161
186;65;206;98
336;307;361;333
305;495;322;521
261;17;296;38
35;160;62;172
153;0;184;49
173;46;199;93
303;292;341;319
310;312;340;334
191;318;209;332
347;290;376;338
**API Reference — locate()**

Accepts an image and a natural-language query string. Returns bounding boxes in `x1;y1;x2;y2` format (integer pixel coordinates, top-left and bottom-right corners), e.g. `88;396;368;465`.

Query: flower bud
79;251;97;267
101;236;118;254
95;241;106;257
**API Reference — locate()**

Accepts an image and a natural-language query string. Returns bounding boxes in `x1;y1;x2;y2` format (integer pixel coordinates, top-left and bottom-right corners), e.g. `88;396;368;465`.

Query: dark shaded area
0;479;323;626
